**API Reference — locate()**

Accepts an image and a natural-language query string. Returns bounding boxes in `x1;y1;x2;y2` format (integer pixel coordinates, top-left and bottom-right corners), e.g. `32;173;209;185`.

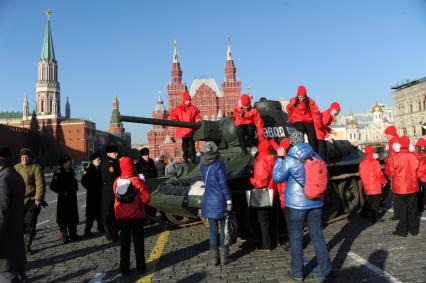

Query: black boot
24;233;33;254
210;249;219;266
220;246;230;265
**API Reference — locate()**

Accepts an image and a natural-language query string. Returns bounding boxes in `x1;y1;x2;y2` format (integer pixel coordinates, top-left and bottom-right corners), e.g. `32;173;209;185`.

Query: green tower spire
40;9;55;60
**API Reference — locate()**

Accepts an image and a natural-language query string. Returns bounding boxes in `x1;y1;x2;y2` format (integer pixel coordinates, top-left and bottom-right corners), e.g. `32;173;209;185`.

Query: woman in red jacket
286;86;323;153
384;125;400;220
388;136;420;237
416;137;426;213
359;147;387;223
113;156;151;276
169;92;202;163
316;102;341;162
233;94;265;152
250;139;276;250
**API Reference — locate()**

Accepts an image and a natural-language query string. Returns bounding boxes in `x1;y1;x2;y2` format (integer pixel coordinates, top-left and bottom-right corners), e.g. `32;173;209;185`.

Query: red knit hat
119;156;136;179
279;138;291;150
257;139;272;156
240;94;251;107
365;146;375;156
297;85;307;97
384;126;397;137
416;137;426;147
182;92;191;102
399;136;410;149
330;102;341;113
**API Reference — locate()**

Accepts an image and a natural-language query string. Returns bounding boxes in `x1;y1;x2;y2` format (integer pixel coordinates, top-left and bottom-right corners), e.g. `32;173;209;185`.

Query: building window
419;102;422;111
413;126;416;136
403;128;407;136
410;104;413;112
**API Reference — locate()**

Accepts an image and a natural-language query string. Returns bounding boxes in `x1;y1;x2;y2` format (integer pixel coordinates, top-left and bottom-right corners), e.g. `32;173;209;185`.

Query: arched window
41;98;44;113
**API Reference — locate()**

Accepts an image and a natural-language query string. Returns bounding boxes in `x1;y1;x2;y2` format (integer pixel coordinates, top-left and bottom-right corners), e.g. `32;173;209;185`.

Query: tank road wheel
338;178;360;214
323;181;343;221
164;213;192;227
357;178;366;211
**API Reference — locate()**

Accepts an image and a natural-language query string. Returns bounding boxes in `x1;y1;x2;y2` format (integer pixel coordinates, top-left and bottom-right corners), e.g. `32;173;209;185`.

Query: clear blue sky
1;0;426;144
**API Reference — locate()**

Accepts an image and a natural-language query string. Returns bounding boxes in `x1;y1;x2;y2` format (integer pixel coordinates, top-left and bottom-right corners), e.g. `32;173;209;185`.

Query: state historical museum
148;40;243;160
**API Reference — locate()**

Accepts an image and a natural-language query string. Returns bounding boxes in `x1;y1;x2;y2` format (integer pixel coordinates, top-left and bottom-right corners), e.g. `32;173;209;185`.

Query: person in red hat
270;137;291;249
113;156;151;276
384;125;399;176
169;92;201;163
315;102;341;162
416;137;426;212
388;136;420;237
250;139;276;251
286;86;323;153
359;146;387;223
383;125;400;220
233;94;265;152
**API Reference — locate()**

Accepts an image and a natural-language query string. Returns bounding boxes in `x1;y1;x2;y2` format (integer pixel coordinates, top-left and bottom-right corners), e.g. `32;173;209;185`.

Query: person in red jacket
416;137;426;213
384;125;399;177
388;136;420;237
359;146;387;223
272;138;291;249
113;156;151;276
316;102;341;162
384;125;400;221
233;94;265;152
286;85;323;153
168;92;202;163
250;139;275;250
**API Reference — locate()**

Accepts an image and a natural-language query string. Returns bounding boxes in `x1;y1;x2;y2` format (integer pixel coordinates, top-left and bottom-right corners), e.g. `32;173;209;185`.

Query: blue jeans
208;218;225;250
287;207;332;278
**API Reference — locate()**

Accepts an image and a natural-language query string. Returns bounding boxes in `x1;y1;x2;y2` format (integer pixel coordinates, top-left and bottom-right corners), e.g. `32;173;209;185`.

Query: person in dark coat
0;146;28;282
101;145;121;241
135;148;157;180
200;141;232;266
156;155;166;177
50;155;80;243
81;152;103;236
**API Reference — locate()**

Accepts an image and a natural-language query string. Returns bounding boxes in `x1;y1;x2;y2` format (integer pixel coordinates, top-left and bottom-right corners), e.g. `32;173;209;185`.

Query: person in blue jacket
273;143;333;281
200;141;232;266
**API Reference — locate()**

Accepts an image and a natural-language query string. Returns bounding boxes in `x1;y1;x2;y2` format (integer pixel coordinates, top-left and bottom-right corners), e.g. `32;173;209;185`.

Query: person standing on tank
315;102;341;162
286;86;323;154
81;152;104;237
101;145;121;241
168;92;201;163
233;94;265;152
14;148;45;254
50;155;80;243
200;141;232;266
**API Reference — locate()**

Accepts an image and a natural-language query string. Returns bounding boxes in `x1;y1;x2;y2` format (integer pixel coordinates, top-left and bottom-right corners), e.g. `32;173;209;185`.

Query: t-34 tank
119;99;366;229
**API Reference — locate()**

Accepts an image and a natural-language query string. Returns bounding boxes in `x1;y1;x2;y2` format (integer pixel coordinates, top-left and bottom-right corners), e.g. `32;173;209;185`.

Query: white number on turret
263;126;286;138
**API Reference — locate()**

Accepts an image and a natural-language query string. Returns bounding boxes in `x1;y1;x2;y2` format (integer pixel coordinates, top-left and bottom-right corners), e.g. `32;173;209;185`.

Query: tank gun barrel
119;115;201;129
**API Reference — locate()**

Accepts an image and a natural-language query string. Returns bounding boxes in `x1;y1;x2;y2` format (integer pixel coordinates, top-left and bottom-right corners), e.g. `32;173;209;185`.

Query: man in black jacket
0;146;27;282
101;145;121;241
135;148;157;180
81;152;103;237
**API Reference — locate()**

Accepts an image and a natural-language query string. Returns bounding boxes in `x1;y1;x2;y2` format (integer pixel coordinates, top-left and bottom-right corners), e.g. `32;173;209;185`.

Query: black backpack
115;178;136;203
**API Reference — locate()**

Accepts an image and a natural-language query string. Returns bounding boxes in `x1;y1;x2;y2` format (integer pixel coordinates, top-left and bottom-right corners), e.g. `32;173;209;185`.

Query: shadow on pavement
29;267;92;283
176;271;208;282
304;215;372;277
334;249;391;282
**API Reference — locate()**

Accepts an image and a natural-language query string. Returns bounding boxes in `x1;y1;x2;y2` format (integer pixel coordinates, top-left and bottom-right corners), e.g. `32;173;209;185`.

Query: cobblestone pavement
27;183;426;283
